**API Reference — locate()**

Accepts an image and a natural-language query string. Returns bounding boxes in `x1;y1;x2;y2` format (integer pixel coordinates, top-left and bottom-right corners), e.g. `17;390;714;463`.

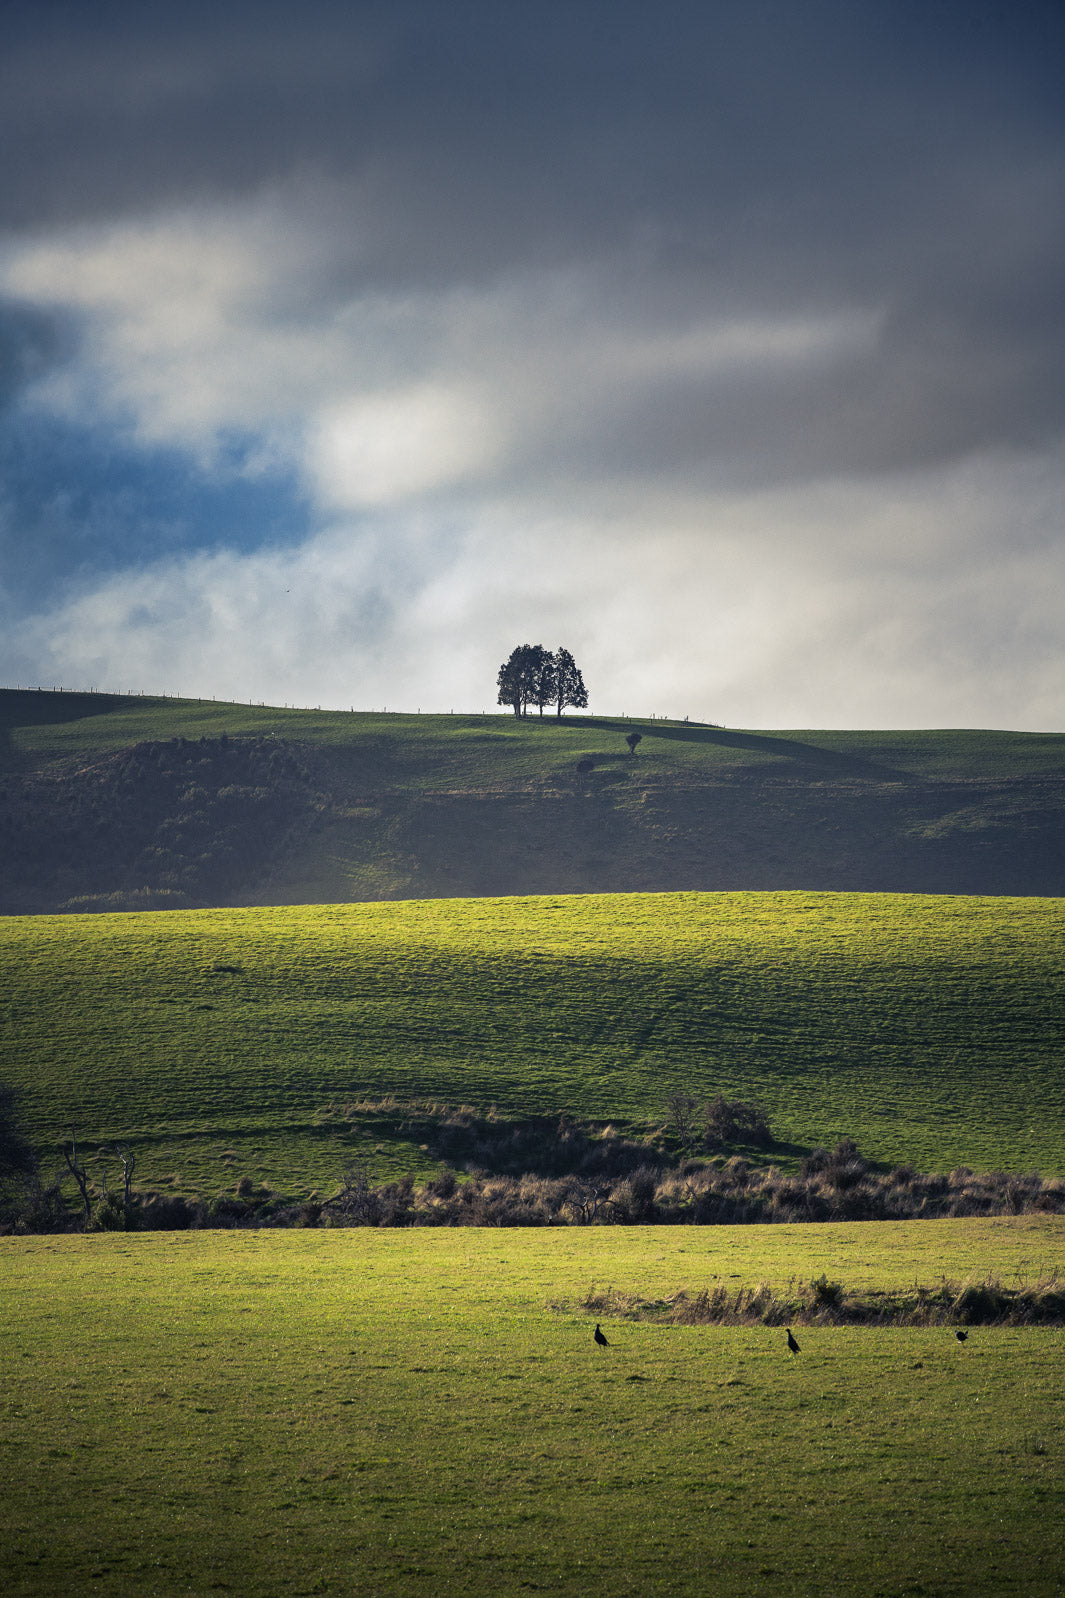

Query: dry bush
137;1192;206;1229
18;1093;1061;1232
704;1093;774;1149
576;1270;1065;1328
86;1149;1065;1232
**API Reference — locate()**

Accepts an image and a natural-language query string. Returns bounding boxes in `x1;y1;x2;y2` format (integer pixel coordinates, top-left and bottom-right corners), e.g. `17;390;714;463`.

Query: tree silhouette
497;645;587;717
553;648;588;718
496;645;537;716
529;646;556;717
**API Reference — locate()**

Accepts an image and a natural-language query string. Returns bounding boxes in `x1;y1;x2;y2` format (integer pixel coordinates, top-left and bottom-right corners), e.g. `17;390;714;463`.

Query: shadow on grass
0;688;150;774
0;688;136;733
576;717;910;781
316;1099;806;1181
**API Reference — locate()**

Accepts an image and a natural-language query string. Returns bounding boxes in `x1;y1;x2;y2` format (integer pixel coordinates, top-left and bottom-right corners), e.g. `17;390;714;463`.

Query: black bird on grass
955;1329;969;1342
594;1323;609;1347
786;1327;801;1355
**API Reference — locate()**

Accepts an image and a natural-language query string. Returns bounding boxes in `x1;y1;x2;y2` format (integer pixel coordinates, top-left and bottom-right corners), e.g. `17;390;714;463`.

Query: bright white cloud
1;207;326;466
309;384;504;507
7;438;1063;730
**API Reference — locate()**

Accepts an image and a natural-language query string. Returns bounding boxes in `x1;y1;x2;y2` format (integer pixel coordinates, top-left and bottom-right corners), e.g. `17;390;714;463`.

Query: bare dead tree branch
62;1127;92;1228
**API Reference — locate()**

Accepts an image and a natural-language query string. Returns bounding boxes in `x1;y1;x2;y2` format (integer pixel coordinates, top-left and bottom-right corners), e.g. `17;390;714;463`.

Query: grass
6;688;1065;908
2;1218;1064;1597
2;891;1065;1199
6;689;1065;784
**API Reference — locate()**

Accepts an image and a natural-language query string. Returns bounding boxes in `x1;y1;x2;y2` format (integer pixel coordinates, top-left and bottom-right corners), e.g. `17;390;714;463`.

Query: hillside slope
3;689;1065;910
2;892;1064;1195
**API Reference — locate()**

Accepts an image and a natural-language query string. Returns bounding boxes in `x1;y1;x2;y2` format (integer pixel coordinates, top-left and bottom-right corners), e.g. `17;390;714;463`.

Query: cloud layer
2;1;1064;726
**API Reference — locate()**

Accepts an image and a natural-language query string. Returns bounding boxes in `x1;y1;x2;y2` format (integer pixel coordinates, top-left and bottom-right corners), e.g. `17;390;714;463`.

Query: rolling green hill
3;688;1065;911
3;891;1063;1198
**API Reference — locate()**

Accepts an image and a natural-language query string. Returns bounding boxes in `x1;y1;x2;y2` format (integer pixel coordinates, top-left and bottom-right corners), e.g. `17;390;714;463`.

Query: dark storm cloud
1;2;1060;258
3;0;1063;480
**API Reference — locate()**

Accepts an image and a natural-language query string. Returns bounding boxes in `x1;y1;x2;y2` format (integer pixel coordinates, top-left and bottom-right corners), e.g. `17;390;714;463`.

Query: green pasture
6;689;1065;909
5;687;1065;786
2;1218;1064;1597
2;890;1064;1197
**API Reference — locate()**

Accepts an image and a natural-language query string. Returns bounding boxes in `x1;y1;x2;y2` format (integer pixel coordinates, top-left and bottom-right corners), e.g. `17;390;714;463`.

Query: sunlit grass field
3;1219;1064;1597
3;890;1064;1196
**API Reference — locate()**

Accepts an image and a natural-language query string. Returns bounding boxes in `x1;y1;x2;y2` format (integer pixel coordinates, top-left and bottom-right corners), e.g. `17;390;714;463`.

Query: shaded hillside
1;730;320;913
2;688;1065;909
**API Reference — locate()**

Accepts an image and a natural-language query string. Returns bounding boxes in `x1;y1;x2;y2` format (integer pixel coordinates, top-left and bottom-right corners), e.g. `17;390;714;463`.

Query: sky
1;0;1063;728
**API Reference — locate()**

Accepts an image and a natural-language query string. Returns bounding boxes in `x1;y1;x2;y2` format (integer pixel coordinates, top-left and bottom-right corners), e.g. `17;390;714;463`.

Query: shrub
138;1193;203;1229
665;1090;701;1146
91;1191;135;1232
0;1170;71;1233
808;1273;845;1311
206;1194;254;1226
705;1093;774;1149
427;1168;457;1199
953;1281;1011;1323
608;1167;658;1222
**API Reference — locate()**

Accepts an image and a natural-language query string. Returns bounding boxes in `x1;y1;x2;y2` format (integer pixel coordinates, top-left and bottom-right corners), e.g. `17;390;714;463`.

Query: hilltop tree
497;645;538;717
496;646;527;716
497;645;588;718
530;646;557;717
553;648;588;718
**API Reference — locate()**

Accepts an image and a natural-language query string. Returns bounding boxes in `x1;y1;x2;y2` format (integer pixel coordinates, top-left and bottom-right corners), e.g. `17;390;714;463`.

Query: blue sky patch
0;409;313;610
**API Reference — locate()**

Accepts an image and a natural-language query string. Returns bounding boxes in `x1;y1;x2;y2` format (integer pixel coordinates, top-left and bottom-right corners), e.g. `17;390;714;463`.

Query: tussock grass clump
577;1270;1065;1327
